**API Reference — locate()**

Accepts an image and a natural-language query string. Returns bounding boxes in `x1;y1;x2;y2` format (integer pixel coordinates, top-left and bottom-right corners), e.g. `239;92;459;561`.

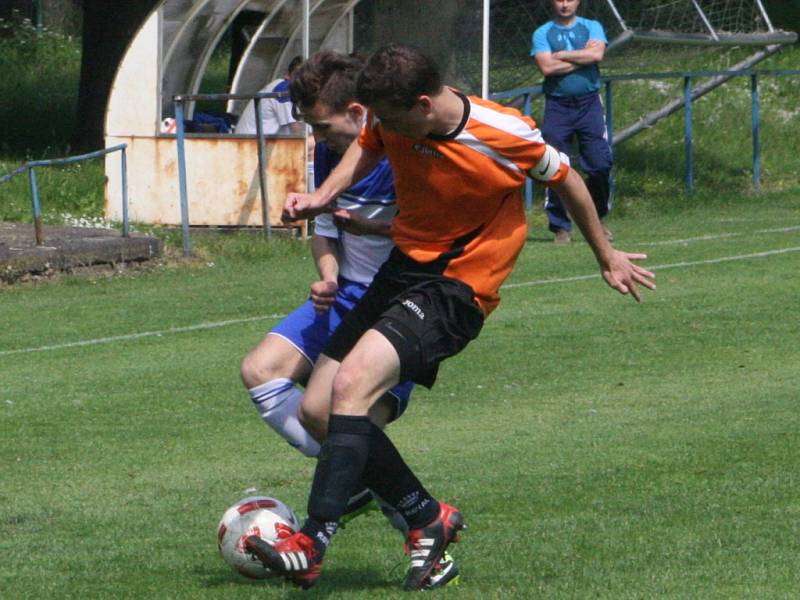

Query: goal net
483;0;797;92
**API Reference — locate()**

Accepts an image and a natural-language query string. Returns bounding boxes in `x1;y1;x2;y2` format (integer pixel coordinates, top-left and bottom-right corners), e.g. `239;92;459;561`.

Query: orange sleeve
358;111;384;154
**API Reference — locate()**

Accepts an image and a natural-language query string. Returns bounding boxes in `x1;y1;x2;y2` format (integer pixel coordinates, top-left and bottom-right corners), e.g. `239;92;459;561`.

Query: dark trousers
541;92;612;233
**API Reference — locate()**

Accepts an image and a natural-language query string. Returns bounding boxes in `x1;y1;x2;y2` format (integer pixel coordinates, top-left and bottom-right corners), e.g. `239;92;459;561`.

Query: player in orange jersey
245;44;655;590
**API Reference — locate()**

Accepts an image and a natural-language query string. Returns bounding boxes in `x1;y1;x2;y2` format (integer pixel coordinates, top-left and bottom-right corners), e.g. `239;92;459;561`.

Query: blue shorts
269;278;413;420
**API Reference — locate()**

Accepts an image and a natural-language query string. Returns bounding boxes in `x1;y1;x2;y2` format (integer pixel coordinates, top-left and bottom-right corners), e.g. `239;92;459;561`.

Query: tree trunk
70;0;159;152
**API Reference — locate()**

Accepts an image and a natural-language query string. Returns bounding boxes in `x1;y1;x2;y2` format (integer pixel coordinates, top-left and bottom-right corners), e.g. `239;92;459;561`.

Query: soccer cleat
244;531;322;589
423;551;460;589
402;502;465;591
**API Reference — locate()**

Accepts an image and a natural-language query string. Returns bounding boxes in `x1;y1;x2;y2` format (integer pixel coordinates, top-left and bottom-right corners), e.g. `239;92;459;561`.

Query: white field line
627;225;800;247
0;314;285;357
2;243;799;357
503;245;800;290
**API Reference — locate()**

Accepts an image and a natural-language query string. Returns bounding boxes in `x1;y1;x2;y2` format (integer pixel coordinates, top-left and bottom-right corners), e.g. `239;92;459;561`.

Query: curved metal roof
158;0;359;118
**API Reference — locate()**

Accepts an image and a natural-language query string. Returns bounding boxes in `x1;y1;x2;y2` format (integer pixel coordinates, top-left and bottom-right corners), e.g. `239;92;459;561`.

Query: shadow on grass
197;564;399;596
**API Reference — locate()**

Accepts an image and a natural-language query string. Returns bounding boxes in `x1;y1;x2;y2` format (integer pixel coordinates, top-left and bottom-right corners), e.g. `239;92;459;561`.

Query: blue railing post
683;76;694;194
751;73;761;191
121;146;130;237
174;98;193;257
27;166;44;245
253;98;271;238
2;145;128;245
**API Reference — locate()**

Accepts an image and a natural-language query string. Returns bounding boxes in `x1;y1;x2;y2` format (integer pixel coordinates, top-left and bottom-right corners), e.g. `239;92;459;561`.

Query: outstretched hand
283;192;328;222
600;250;656;302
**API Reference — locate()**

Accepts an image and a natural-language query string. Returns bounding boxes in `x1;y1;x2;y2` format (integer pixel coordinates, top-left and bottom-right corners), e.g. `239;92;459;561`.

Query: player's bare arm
283;140;384;221
534;51;579;77
309;234;340;313
552;168;655;302
552;40;606;65
332;209;392;237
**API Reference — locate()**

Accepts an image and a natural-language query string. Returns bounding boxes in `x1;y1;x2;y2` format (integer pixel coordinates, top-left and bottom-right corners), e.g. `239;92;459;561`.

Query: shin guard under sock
302;414;372;554
362;422;439;529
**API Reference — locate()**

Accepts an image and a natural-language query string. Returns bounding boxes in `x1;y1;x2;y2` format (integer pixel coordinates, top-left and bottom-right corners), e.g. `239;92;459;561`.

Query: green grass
1;22;799;599
2;192;800;598
0;17;81;159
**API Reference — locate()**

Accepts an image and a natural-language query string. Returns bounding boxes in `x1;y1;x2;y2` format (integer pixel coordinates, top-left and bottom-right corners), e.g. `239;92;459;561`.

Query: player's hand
309;280;338;314
600;250;656;302
332;209;391;237
283;192;328;222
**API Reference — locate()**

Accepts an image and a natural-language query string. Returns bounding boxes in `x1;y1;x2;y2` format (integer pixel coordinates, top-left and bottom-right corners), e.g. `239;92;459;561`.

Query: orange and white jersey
359;92;569;316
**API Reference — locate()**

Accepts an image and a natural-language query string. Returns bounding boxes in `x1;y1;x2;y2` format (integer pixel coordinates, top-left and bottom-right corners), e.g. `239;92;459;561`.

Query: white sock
248;378;321;458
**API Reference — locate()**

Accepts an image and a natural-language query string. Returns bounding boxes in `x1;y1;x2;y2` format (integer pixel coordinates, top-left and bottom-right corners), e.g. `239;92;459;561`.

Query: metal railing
172;91;293;257
0;144;129;246
491;68;800;204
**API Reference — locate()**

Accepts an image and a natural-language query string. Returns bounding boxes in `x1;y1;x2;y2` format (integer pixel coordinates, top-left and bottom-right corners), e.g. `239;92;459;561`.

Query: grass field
2;191;799;599
1;19;799;600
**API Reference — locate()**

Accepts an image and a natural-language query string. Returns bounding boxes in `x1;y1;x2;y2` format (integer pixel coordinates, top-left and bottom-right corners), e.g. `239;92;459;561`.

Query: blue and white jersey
234;78;295;135
313;143;396;285
531;17;607;97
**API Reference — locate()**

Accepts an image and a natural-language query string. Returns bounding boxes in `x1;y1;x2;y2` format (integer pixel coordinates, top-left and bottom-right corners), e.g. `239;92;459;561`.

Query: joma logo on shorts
412;143;444;159
402;299;425;320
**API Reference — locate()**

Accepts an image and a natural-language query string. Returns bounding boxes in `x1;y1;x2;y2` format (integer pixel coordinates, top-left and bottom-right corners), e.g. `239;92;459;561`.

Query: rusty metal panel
105;136;305;226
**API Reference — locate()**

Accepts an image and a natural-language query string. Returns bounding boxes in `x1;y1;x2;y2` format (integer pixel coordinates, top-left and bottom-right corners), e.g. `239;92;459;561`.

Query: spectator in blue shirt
532;0;613;243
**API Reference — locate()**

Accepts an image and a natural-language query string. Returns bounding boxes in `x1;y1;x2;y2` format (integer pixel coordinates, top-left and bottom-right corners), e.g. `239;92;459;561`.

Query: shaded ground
0;223;161;283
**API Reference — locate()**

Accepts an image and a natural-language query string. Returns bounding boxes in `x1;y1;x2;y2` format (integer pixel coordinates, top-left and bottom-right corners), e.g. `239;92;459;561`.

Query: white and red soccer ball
217;496;300;579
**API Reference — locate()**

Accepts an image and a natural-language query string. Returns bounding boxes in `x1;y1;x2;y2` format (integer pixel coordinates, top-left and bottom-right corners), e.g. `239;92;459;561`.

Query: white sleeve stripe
338;192;396;206
456;130;522;174
468;102;545;145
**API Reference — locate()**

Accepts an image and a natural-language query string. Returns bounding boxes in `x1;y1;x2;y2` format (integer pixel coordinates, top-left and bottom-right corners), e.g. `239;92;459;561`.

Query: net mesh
354;0;788;95
624;0;768;36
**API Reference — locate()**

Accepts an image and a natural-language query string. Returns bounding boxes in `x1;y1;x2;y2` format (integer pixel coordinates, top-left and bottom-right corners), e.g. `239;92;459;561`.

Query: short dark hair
288;51;364;113
286;55;303;76
355;44;442;110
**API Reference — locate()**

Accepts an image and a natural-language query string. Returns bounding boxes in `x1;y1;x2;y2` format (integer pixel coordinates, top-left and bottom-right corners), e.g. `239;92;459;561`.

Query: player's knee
240;351;279;389
239;352;260;388
298;402;327;441
330;366;370;415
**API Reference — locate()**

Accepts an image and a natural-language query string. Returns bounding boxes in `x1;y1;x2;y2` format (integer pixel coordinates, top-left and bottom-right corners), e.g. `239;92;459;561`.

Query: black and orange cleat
245;531;322;590
402;502;465;591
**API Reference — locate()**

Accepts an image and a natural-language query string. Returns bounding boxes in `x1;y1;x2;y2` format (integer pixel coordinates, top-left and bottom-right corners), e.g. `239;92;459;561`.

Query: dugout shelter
104;0;795;229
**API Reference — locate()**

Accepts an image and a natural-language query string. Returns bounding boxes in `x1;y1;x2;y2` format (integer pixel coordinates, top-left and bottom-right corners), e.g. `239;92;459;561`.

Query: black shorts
323;248;484;388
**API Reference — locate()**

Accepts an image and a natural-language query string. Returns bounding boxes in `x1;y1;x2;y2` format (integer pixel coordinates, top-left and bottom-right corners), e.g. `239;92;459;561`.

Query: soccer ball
217;496;300;579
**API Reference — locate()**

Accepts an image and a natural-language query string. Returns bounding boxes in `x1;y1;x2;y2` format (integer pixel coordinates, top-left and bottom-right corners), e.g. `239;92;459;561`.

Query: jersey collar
427;90;470;141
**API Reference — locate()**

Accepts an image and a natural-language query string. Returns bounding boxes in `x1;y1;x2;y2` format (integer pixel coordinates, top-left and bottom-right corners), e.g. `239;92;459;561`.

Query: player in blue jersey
238;50;459;588
532;0;614;243
234;56;304;136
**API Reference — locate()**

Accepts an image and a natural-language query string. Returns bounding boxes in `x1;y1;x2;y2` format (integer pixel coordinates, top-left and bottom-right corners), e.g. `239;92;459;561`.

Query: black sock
362;423;439;530
301;415;372;556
